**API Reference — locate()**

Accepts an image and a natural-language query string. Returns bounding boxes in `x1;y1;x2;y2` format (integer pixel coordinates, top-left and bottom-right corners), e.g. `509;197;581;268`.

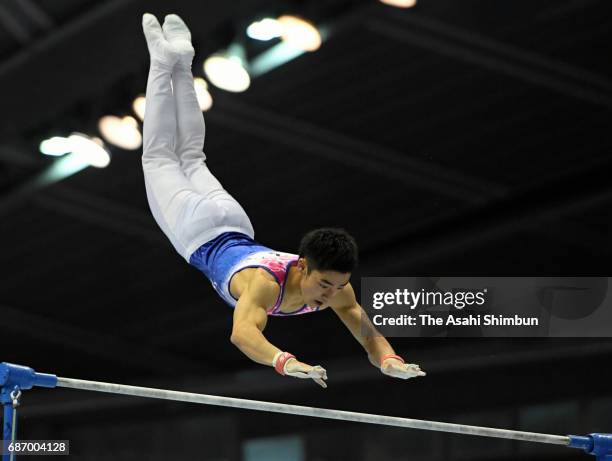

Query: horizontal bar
56;377;569;446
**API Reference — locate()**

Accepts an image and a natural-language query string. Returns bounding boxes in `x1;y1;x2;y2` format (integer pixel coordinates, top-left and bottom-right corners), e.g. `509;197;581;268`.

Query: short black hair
298;228;358;273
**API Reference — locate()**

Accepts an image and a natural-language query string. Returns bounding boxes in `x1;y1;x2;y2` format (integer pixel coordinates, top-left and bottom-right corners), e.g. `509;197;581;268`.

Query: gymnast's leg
162;14;255;238
141;13;247;261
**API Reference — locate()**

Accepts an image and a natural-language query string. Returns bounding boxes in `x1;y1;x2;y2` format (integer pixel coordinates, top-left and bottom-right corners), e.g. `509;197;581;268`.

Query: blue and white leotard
189;232;320;316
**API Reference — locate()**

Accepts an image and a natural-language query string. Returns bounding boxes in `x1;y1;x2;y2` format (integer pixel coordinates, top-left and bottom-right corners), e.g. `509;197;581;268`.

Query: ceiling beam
364;158;612;271
11;0;54;31
211;97;506;203
0;2;31;44
0;302;202;373
369;9;612;108
32;183;164;244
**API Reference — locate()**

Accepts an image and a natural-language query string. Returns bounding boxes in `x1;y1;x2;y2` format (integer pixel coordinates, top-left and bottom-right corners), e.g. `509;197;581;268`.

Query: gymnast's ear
296;257;308;273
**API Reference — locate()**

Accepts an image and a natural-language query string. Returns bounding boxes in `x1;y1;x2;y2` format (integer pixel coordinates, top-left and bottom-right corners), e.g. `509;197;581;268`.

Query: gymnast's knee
141;142;178;169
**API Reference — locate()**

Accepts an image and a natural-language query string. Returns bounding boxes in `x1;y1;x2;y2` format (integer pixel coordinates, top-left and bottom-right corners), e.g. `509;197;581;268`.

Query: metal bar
56;376;569;446
13;341;611;419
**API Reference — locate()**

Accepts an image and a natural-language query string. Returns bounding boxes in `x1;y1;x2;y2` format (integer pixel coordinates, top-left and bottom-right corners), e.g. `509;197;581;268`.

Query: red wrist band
380;354;404;367
274;352;296;375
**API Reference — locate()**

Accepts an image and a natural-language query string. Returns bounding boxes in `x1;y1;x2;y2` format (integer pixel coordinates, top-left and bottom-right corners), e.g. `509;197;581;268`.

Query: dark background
1;0;611;459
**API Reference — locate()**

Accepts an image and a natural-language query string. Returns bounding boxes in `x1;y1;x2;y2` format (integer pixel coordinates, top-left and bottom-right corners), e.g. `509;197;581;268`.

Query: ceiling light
194;78;213;111
247;18;282;41
379;0;417;8
204;47;251;93
68;133;111;168
277;15;321;52
98;115;142;150
133;95;146;121
39;136;72;157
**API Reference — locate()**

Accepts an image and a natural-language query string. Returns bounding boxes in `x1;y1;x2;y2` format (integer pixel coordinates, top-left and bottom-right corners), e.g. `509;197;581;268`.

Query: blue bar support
1;363;57;461
569;434;612;461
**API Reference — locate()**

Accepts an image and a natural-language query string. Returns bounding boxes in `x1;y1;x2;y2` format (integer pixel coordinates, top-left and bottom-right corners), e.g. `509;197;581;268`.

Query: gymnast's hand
285;359;328;388
380;355;426;380
273;351;328;388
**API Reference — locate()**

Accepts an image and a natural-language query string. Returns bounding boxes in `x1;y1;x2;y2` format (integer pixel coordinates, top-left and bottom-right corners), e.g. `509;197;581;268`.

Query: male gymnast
141;13;426;387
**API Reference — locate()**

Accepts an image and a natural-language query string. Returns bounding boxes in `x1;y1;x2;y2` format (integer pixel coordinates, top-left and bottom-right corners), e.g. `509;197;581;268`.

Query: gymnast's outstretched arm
230;273;278;364
331;284;426;379
231;270;328;387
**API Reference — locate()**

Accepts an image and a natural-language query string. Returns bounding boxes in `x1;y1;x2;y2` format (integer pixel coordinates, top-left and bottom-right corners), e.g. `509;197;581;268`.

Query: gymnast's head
296;228;358;307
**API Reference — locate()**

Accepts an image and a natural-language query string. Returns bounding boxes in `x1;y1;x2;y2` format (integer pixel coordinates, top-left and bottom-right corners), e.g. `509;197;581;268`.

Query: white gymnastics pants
142;61;254;261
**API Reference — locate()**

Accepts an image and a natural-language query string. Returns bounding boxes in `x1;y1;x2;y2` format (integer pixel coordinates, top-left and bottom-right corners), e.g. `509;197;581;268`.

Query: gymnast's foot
162;14;195;68
142;13;179;67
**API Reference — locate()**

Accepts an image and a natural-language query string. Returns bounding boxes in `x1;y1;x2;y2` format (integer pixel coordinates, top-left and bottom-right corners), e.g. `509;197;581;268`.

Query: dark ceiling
0;0;611;458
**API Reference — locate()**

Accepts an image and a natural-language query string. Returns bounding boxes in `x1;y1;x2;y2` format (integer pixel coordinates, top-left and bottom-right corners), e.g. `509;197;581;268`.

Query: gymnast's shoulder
241;268;280;307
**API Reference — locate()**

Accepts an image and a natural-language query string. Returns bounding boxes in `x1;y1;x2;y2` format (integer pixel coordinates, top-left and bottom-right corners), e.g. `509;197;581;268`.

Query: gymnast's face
297;259;351;307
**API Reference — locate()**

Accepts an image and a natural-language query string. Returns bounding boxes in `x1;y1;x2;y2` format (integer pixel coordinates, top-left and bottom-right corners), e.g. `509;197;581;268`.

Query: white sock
142;13;179;67
162;14;195;69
